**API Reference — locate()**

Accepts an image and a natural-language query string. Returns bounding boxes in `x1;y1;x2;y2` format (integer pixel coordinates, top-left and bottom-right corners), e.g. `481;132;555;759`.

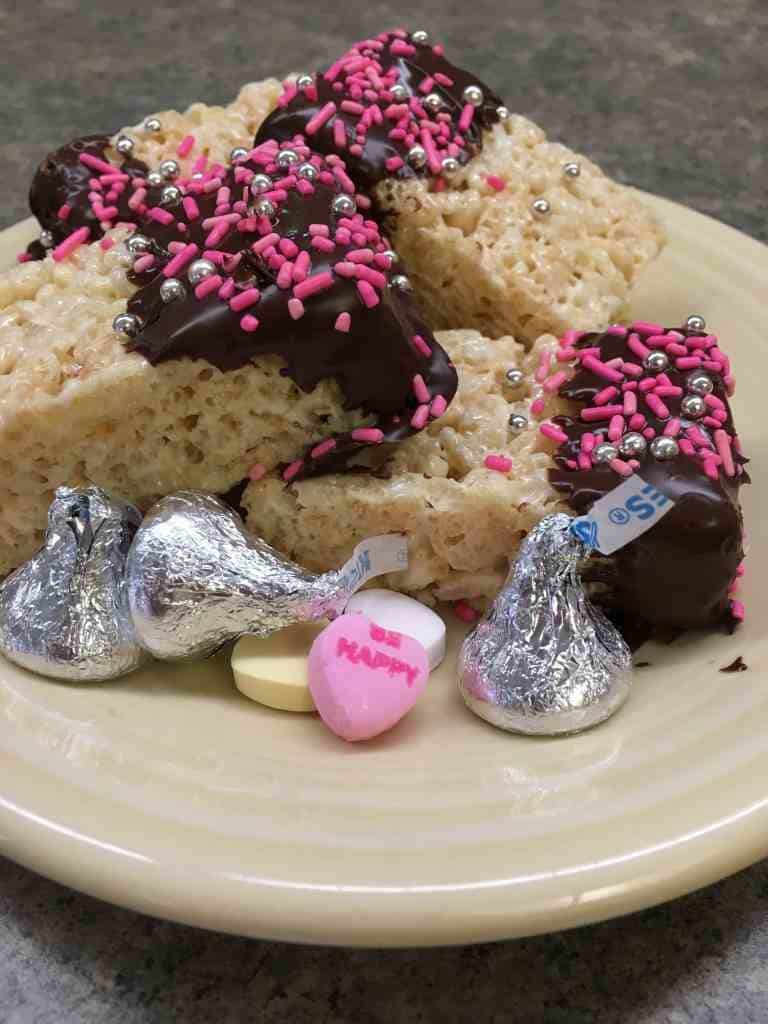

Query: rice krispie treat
256;29;666;344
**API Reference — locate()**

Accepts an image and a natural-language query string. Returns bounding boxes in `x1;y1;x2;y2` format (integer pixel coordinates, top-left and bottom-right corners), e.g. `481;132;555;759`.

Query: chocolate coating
26;135;147;257
255;30;503;194
548;327;746;631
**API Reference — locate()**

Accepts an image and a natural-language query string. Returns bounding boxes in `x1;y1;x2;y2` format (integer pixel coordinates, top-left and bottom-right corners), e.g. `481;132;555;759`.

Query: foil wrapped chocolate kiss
0;487;146;681
127;491;405;661
458;514;632;736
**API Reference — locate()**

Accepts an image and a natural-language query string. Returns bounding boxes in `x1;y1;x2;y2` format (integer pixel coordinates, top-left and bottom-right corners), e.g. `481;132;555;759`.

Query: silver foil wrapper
0;487;147;682
458;513;632;736
127;490;363;661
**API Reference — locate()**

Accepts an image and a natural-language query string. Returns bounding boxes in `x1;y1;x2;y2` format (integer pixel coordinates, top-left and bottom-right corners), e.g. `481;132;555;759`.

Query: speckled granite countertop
1;2;767;1021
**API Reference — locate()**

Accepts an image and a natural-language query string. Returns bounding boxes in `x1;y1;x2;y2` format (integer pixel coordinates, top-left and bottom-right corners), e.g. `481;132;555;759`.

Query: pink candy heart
308;613;429;742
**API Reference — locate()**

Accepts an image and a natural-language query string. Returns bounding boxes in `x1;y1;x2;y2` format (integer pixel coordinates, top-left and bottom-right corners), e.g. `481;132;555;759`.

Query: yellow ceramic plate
0;197;766;947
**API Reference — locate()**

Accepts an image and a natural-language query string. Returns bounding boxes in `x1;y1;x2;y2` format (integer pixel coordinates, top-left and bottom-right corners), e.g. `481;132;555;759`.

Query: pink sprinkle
724;375;736;396
594;386;619;406
486;175;505;192
561;329;585;346
16;251;31;262
702;460;720;481
99;237;114;252
655;386;683;398
622;363;643;378
52;226;90;261
277;262;295;290
430;395;447;418
57;203;72;221
240;315;260;333
676;356;702;370
347;247;374;264
195;274;223;300
412;374;431;403
218;279;236;301
605;325;629;337
631;320;665;336
79;152;116;174
351;428;384;444
177;134;195;158
412;334;432;357
163;243;199;278
581;404;625;422
609;458;634;477
540;423;568;444
714;429;735;476
148;207;174;225
229;287;261;312
731;600;745;622
294;272;335;301
288;298;305;320
128;187;147;212
177;196;198;222
454;601;479;624
608;415;625;442
484;454;513;474
645;393;670;419
311;236;336;253
311;439;336;459
543;370;568;394
629;414;646;431
578;453;592;470
306;102;337;135
248;463;267;482
623;391;637;416
663;418;681;437
411;405;430;430
133;254;155;274
639;378;657;393
581;355;624;383
705;394;726;411
293;250;311;283
335;312;351;333
309;223;330;238
357;280;380;308
535;351;553;383
531;397;546;418
458;103;475;133
435;72;454;87
252;232;280;255
282;460;304;482
627;333;650;359
581;432;596;453
556;347;579;362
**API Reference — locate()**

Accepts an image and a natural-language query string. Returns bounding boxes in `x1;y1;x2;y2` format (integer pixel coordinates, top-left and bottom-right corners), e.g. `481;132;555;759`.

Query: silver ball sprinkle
230;146;249;163
143;117;162;133
508;413;528;432
496;105;510;120
681;394;707;419
411;29;430;44
441;156;460;178
650;436;679;461
277;148;300;169
115;135;135;156
462;84;484;107
253;198;276;220
297;162;319;182
159;278;186;303
686;314;706;332
112;312;141;338
593;442;619;465
160;184;183;206
39;229;54;249
390;83;408;102
618;432;647;457
159;159;180;181
146;171;164;188
686;371;714;396
407;144;427;169
296;73;315;90
643;351;669;373
532;198;551;216
187;259;217;285
505;368;524;387
126;233;152;255
390;274;412;292
424;92;443;113
332;194;356;216
563;161;581;178
250;174;273;196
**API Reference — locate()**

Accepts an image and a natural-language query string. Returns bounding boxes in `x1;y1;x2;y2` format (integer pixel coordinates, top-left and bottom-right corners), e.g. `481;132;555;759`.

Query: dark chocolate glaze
125;146;457;479
549;327;747;631
255;31;503;195
26;135;148;258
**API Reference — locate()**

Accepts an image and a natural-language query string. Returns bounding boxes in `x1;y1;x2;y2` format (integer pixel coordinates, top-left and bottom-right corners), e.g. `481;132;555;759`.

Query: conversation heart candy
232;622;327;712
345;589;446;670
308;614;429;742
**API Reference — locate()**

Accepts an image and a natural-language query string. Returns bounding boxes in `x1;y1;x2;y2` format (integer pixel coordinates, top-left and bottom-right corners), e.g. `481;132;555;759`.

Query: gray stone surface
1;0;767;1021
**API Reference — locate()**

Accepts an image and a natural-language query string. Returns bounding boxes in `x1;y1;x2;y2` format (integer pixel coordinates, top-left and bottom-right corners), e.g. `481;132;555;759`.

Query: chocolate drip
548;327;747;631
26;135;148;258
255;31;503;194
